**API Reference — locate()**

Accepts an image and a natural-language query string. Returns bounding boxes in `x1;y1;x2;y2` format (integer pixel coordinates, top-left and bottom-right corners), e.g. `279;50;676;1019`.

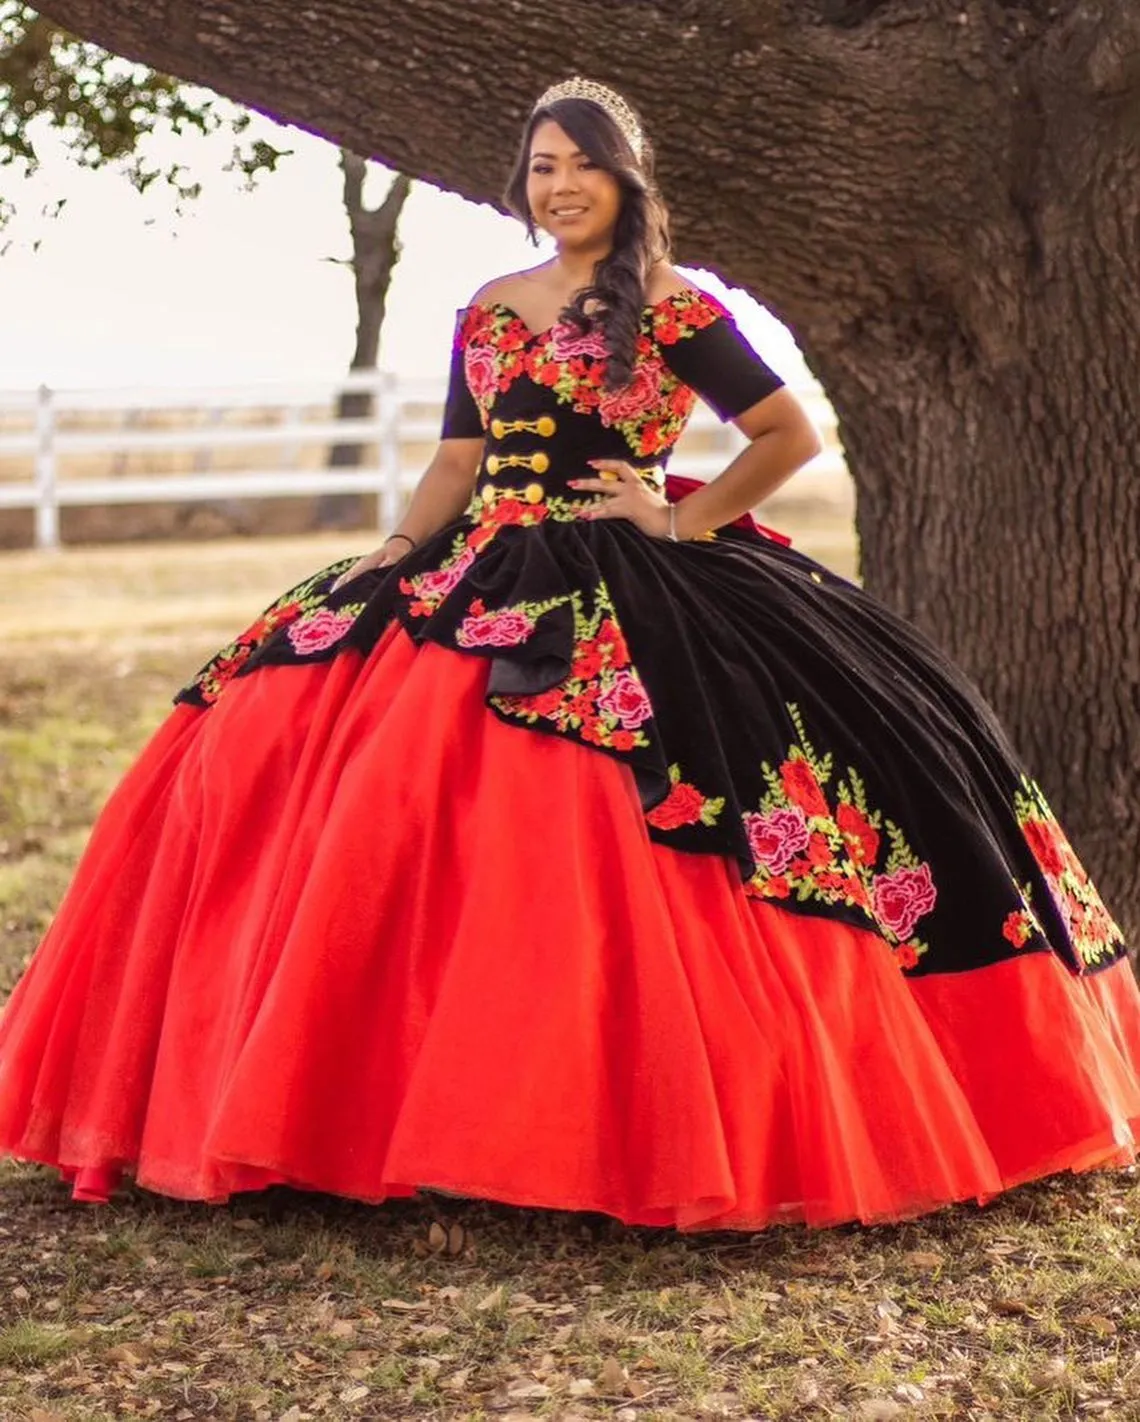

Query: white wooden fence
0;369;846;549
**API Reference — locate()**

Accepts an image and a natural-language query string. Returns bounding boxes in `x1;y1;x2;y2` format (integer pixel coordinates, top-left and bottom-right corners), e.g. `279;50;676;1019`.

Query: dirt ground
2;524;1140;1422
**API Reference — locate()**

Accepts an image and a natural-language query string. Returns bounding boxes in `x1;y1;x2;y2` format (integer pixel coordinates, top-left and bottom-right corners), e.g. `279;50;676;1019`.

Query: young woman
1;77;1136;1231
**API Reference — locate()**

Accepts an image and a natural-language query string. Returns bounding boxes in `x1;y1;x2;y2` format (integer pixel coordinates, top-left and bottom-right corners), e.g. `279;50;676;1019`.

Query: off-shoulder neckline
462;287;714;343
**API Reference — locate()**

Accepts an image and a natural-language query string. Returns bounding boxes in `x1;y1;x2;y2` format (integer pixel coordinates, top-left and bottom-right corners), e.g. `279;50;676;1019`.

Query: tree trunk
37;0;1140;938
318;156;412;529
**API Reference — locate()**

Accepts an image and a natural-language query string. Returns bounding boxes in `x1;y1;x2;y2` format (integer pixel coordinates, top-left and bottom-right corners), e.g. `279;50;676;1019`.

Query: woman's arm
668;388;822;540
573;388;821;540
330;435;482;590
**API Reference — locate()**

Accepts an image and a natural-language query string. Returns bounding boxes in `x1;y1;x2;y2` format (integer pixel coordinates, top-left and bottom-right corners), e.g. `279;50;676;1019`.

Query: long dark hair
502;95;671;390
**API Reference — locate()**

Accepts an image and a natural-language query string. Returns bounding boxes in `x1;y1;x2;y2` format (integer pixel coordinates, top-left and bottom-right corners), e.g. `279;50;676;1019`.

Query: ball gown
0;285;1137;1231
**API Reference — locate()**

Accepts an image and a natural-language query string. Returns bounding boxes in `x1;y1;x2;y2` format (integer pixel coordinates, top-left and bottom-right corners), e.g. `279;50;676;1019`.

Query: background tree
0;2;414;527
0;1;288;221
15;0;1140;941
319;154;413;528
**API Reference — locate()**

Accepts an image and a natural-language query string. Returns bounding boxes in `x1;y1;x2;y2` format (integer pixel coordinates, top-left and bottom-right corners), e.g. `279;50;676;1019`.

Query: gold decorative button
481;482;495;502
536;415;556;437
529;451;550;474
491;418;506;438
486;454;501;475
523;482;544;504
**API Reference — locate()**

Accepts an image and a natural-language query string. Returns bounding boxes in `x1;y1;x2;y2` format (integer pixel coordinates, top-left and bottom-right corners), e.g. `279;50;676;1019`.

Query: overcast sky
0;114;810;393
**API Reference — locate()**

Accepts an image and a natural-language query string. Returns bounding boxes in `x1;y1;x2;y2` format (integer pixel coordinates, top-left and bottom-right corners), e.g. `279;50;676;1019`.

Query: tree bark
318;156;411;528
36;0;1140;938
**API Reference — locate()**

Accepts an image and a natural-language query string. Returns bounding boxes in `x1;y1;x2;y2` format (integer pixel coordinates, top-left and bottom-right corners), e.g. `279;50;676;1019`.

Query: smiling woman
0;76;1137;1233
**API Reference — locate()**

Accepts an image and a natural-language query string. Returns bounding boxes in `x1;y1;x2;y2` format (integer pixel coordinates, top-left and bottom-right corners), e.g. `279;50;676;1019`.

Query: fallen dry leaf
598;1356;630;1394
902;1250;945;1271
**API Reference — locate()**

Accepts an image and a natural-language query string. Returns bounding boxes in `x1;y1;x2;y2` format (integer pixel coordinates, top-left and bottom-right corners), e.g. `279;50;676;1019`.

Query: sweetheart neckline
465;288;707;343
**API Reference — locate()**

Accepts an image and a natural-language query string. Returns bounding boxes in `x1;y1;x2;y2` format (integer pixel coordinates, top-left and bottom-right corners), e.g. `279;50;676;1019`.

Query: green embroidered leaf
699;796;725;826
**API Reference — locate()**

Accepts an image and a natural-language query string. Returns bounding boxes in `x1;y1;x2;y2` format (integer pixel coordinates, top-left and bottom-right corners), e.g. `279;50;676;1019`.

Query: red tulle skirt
1;623;1138;1230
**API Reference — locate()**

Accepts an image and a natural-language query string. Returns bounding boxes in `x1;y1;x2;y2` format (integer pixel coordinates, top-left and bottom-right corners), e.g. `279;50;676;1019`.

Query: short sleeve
656;291;785;421
440;307;484;440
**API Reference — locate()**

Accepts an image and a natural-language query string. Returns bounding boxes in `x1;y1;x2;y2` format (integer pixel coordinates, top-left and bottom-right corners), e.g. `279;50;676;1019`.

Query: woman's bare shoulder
644;263;703;305
468;266;551;307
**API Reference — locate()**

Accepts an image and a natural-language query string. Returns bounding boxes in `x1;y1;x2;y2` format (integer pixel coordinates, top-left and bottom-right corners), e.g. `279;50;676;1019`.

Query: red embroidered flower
779;758;829;818
744;806;811;875
871;864;937;943
565;693;596;723
1022;817;1066;878
609;729;636;751
1002;910;1033;948
579;717;607;746
765;876;791;899
807;833;833;869
491;499;533;526
646;780;706;830
895;944;920;970
526;688;565;717
571;645;606;681
596;670;654;729
468;525;497;550
837;802;881;866
597;618;630;668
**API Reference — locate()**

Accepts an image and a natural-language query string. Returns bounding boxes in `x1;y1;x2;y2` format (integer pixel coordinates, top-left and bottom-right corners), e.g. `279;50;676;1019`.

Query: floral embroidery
1015;777;1124;968
177;558;357;705
1002;906;1036;949
463;292;726;458
454;594;570;649
741;703;937;969
460;303;533;421
490;581;654;753
286;604;366;656
646;763;725;830
399;485;595;620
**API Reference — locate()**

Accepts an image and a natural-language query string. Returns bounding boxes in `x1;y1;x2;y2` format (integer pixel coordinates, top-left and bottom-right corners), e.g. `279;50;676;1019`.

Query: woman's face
526;119;623;251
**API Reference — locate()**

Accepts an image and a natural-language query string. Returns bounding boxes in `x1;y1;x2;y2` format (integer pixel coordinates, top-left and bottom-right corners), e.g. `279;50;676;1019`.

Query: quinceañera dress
1;286;1138;1230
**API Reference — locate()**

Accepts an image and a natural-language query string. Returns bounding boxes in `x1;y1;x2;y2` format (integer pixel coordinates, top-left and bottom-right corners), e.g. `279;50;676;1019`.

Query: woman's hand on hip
568;460;670;538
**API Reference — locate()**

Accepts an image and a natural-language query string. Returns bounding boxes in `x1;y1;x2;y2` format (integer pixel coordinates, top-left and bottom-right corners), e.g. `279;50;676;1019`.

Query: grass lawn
1;529;1139;1422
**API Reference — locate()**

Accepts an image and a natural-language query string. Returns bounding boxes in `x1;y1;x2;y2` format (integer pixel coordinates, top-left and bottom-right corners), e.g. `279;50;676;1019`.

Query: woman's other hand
568;460;671;538
330;536;413;593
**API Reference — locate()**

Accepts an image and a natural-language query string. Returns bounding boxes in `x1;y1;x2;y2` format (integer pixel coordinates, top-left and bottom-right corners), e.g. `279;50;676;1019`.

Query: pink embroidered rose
549;320;609;361
455;608;536;648
744;806;811;875
287;607;357;655
596;669;654;729
598;361;663;425
871;863;937;943
412;547;475;600
464;344;499;403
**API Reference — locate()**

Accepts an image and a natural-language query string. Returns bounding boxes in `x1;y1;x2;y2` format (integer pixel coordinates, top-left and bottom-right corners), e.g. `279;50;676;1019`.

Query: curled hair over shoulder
502;95;671;391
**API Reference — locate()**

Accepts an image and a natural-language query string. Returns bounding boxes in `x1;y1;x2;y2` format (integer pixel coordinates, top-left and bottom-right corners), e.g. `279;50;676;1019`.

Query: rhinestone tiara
532;76;645;160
